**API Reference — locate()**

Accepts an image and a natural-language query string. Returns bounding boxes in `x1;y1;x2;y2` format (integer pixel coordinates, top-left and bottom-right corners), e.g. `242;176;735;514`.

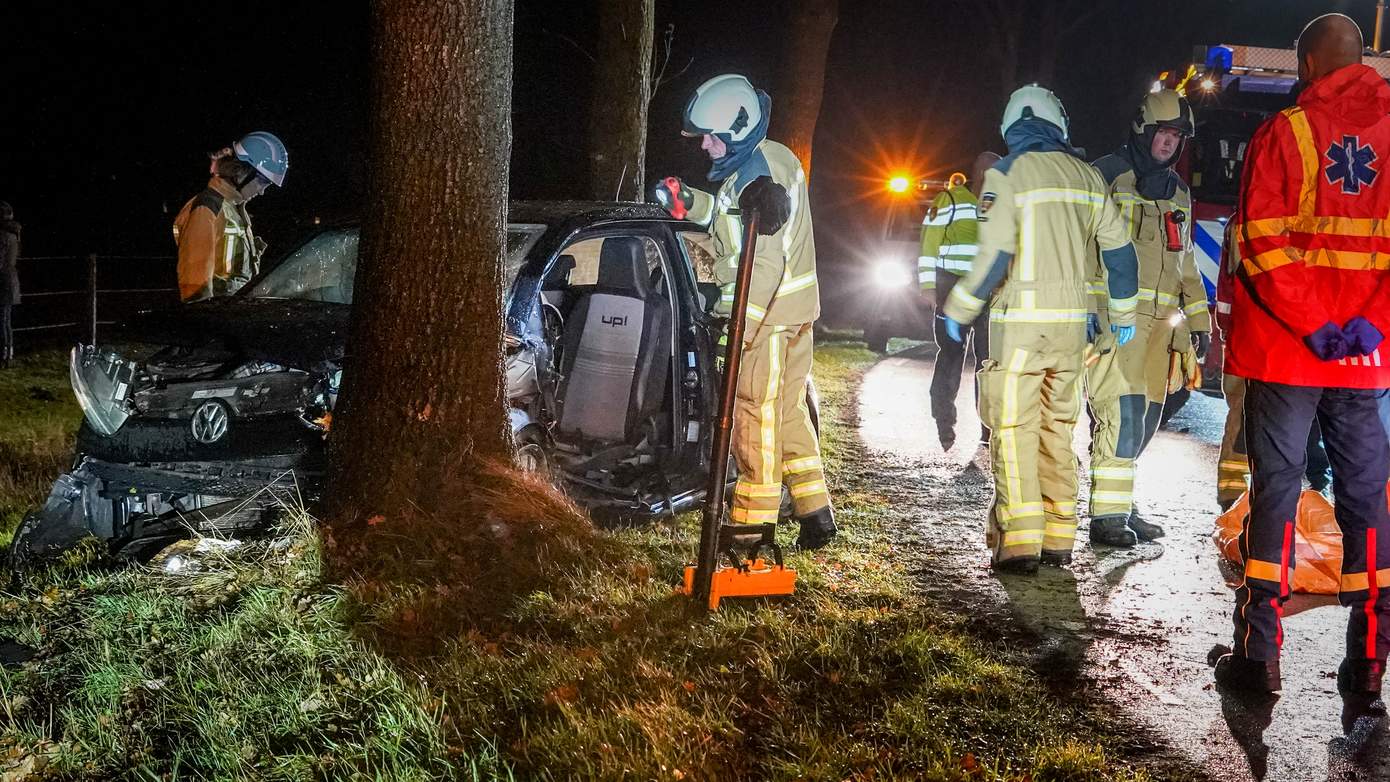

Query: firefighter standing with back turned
654;74;837;551
942;84;1139;574
1085;90;1211;547
1214;15;1390;729
920;152;1001;451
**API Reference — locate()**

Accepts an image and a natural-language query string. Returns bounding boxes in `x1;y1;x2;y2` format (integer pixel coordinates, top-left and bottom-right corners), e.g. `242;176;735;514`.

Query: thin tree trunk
327;0;514;523
768;0;838;176
587;0;654;201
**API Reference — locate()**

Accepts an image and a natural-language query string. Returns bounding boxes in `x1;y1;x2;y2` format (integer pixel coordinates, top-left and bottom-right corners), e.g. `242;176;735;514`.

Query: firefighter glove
943;315;964;343
1112;323;1136;346
652;177;693;219
1304;321;1349;361
1086;313;1100;343
1344;316;1384;357
1191;330;1210;361
738;176;791;235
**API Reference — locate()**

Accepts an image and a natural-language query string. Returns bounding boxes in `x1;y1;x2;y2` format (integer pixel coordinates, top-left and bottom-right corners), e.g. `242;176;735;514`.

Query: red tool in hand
663;177;688;220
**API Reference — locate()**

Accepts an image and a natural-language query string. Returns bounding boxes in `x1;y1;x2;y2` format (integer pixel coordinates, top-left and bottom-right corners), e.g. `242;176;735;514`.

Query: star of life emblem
1325;135;1378;195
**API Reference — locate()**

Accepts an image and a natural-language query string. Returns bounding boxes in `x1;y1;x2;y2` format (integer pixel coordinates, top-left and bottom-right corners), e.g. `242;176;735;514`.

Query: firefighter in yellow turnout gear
942;85;1139;573
1085;90;1211;547
655;74;836;550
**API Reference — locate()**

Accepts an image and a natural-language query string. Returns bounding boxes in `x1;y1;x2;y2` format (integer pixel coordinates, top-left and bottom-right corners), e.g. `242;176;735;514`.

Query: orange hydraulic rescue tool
681;206;797;611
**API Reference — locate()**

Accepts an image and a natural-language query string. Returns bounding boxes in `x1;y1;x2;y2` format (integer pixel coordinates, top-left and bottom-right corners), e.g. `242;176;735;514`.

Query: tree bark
767;0;838;176
587;0;654;201
327;0;514;523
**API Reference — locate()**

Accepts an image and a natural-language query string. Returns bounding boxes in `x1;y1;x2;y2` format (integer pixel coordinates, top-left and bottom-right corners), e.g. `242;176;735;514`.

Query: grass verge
0;339;1188;780
0;349;79;547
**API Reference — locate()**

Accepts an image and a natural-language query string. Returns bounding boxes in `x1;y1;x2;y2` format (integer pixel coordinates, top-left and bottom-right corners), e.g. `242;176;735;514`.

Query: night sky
0;1;1379;273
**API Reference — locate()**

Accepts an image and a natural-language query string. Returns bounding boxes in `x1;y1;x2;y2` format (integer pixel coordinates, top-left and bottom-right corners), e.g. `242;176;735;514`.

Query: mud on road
858;345;1390;782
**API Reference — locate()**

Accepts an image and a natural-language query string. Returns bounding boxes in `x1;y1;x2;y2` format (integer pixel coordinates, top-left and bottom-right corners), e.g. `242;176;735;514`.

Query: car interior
539;232;678;481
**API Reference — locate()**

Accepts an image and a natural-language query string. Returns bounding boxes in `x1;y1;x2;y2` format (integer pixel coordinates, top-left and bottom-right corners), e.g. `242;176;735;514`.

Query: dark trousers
0;303;12;361
1233;380;1390;663
930;272;989;438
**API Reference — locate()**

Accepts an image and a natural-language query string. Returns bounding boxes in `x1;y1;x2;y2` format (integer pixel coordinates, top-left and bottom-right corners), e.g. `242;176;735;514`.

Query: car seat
557;237;672;445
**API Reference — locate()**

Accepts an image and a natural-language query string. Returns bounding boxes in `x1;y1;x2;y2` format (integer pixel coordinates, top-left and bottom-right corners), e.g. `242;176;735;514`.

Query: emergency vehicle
862;174;954;353
1168;44;1390;390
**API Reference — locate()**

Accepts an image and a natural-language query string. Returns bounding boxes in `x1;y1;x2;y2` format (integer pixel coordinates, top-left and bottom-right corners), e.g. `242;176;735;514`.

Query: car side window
677;231;719;284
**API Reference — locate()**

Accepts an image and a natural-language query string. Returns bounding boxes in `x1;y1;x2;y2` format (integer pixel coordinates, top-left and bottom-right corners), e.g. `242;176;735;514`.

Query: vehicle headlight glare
873;261;911;290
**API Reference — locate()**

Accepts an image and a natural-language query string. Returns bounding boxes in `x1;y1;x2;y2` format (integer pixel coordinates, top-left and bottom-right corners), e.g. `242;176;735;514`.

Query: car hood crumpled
118;297;350;372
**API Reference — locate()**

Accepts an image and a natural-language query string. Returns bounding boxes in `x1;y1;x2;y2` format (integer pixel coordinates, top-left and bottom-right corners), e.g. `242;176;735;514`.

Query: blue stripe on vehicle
1192;220;1222;302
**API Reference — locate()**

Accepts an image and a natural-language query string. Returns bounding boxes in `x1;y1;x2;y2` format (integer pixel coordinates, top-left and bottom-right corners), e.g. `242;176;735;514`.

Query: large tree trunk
587;0;654;201
327;0;514;523
768;0;838;176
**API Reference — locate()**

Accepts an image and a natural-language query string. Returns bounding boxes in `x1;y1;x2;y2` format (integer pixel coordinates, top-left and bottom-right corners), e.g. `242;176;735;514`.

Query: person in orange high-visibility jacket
1215;15;1390;717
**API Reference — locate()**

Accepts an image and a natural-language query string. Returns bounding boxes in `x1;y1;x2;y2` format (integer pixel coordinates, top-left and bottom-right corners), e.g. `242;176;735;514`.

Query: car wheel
514;425;552;477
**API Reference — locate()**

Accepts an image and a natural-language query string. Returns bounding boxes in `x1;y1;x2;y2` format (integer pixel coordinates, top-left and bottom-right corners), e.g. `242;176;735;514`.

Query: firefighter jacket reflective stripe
918;185;979;291
173;177;259;302
944;148;1138;563
685;139;819;328
730;324;830;524
943;151;1138;347
1231;63;1390;388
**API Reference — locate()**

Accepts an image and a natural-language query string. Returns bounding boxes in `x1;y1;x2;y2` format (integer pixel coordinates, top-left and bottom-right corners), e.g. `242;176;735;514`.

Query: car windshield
246;224;546;303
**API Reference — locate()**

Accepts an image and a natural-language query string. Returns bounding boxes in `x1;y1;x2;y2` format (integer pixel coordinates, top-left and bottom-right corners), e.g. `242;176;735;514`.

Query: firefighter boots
1127;509;1165;541
1040;549;1073;567
993;554;1040;575
1089;515;1138;548
1338;659;1387;734
795;507;837;550
1214;653;1282;695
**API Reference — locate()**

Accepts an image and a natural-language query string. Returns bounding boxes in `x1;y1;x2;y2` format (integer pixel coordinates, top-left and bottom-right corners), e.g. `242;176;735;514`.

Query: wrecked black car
17;201;807;564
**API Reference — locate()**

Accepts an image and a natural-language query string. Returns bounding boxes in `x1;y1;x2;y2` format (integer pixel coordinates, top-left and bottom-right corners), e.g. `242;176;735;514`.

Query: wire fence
14;254;179;344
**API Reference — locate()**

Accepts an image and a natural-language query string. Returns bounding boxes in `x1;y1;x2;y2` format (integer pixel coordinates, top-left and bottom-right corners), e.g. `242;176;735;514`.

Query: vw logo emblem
191;401;230;444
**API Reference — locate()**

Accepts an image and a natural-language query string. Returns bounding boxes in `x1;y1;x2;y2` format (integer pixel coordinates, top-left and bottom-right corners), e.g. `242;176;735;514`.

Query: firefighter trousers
931;273;989;441
979;346;1083;562
731;323;831;524
1219;373;1332;509
1085;313;1183;520
1233;381;1390;664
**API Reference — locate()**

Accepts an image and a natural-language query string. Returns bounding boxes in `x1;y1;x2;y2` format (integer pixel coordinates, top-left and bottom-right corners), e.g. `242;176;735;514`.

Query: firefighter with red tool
1215;15;1390;726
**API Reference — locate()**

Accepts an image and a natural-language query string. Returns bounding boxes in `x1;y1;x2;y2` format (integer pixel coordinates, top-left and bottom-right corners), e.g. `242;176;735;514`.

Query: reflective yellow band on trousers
1002;529;1045;547
789;479;828;499
734;481;783;499
1244;558;1285;583
1339;568;1390;592
731;507;780;523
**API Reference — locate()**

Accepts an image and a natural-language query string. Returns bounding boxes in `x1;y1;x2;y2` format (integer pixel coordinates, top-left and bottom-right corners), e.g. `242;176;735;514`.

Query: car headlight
873;260;912;290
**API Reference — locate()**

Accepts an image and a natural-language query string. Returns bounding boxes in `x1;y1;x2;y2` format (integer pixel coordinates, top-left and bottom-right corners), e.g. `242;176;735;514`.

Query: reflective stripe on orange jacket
1230;63;1390;388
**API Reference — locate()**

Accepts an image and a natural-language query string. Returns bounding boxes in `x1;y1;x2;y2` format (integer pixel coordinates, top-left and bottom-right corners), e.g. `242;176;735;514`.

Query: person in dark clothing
0;202;20;369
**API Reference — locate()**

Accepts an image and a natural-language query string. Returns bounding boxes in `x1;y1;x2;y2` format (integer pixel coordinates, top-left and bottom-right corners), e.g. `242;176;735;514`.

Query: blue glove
1304;321;1349;361
943;316;964;343
1086;313;1100;343
1344;316;1383;357
1112;323;1136;346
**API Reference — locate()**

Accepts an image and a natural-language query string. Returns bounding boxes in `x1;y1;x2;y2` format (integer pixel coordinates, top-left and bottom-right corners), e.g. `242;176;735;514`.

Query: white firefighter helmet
682;74;762;142
1132;89;1194;137
1000;84;1070;140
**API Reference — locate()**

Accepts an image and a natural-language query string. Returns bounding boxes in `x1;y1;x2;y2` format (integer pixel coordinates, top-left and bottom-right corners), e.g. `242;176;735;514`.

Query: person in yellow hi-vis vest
654;74;835;550
942;84;1139;574
920;152;1001;450
1084;90;1211;547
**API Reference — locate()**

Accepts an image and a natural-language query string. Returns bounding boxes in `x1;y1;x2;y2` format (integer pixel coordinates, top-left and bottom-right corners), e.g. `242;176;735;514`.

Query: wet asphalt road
858;345;1390;782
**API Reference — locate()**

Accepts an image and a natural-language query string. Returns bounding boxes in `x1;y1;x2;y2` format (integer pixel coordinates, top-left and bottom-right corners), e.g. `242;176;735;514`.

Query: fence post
86;253;98;346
